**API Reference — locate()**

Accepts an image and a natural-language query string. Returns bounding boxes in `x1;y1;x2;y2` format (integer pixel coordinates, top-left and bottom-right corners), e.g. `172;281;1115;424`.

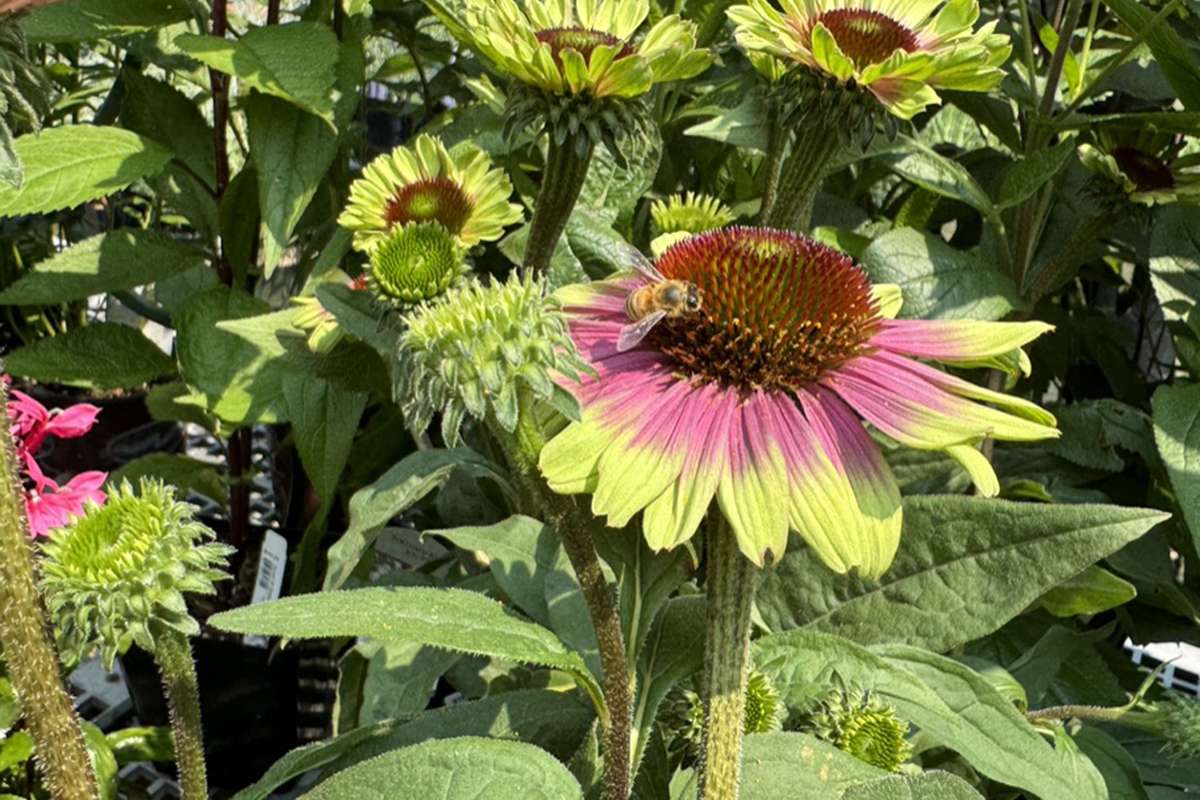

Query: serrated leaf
246;93;338;276
210;587;603;713
995;140;1076;210
753;631;1107;800
324;448;513;590
757;496;1169;651
3;323;173;390
119;70;215;184
1153;383;1200;546
19;0;193;43
0;230;206;305
885;137;996;218
858;228;1020;320
109;453;227;507
683;96;770;152
578;126;662;225
232;690;593;800
339;640;460;729
0;126;170;218
740;732;886;799
175;23;339;123
840;772;985;799
175;288;289;426
315;282;398;357
304;737;582;799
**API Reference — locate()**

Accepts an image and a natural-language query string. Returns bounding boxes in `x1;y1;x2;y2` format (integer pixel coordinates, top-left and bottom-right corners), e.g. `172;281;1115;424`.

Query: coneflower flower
338;134;522;253
539;227;1058;575
1079;128;1200;208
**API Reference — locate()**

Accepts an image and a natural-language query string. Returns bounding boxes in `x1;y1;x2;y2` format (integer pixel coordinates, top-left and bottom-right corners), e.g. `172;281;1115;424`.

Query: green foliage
3;323;174;390
1154;383;1200;545
19;0;193;43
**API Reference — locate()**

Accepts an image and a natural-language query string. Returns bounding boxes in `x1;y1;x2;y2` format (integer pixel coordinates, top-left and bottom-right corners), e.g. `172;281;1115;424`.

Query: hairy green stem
757;109;790;224
0;389;99;800
766;124;844;232
1038;0;1086;118
524;137;595;275
487;401;632;800
153;626;207;800
1027;704;1145;724
698;522;756;800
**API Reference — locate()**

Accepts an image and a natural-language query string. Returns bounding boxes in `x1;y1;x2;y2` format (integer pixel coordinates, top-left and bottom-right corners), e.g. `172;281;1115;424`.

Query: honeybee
616;246;702;352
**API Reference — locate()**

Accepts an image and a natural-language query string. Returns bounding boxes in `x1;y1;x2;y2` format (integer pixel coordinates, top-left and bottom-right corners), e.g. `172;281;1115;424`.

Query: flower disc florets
651;227;881;392
39;479;233;669
728;0;1011;121
808;690;912;773
339;134;522;252
368;222;466;307
394;273;593;445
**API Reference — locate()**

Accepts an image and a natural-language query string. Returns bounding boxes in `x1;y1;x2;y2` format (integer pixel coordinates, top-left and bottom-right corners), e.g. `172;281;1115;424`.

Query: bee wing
617;309;668;352
622;243;665;283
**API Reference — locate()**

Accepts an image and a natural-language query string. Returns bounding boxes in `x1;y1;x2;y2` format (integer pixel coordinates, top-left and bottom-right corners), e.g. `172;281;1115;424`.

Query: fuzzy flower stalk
394;272;633;800
539;227;1057;797
0;387;98;800
431;0;710;274
728;0;1010;229
40;480;233;800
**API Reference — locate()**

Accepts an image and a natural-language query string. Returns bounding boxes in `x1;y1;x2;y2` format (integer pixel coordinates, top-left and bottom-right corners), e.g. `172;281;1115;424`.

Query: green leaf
175;288;289;426
753;631;1108;800
1150;206;1200;321
858;228;1020;321
175;23;339;123
1074;728;1150;800
1153;383;1200;545
3;323;173;390
210;587;604;715
20;0;193;43
429;516;565;626
1038;566;1137;617
233;690;592;800
632;596;705;771
757;496;1168;650
884;137;996;218
0;732;33;773
839;772;985;799
683;96;770;152
282;374;366;504
246;93;339;276
338;640;460;728
324;448;512;590
105;726;174;766
304;737;582;799
578;126;662;225
0;126;170;218
739;732;886;799
1103;0;1200;111
118;70;215;185
109;454;227;507
995;140;1076;210
0;230;207;305
316;282;399;357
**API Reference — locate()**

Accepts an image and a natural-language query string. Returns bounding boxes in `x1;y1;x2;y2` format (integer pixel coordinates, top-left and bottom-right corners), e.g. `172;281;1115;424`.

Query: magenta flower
22;453;107;538
7;389;101;458
539;227;1059;576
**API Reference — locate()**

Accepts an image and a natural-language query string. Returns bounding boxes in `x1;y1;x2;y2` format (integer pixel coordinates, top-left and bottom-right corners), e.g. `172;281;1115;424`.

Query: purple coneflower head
539;227;1059;577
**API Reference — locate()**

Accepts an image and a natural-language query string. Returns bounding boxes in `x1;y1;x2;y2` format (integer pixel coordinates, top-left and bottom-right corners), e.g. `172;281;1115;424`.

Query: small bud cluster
807;689;912;773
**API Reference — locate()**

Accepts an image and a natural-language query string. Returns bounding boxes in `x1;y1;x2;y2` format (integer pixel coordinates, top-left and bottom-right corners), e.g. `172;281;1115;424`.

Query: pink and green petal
759;393;865;575
716;395;791;566
800;388;903;578
642;385;738;551
870;319;1052;365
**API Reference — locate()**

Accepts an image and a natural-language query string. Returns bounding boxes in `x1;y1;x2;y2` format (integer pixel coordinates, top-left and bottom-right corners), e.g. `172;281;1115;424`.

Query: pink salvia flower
6;388;101;456
539;227;1060;577
21;453;107;538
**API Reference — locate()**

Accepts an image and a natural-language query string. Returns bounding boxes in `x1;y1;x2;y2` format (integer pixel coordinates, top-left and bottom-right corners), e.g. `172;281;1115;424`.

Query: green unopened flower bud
368;222;466;307
1151;695;1200;760
395;272;592;445
744;671;784;734
808;690;912;773
651;192;735;236
39;480;233;669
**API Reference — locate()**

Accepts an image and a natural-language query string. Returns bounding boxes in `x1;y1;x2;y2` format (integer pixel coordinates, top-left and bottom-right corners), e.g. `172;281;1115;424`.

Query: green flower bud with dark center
394;272;593;445
39;480;233;670
367;222;466;307
808;690;912;773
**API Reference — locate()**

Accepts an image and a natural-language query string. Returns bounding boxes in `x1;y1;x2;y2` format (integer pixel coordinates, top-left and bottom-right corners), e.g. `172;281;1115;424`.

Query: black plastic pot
120;636;300;791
